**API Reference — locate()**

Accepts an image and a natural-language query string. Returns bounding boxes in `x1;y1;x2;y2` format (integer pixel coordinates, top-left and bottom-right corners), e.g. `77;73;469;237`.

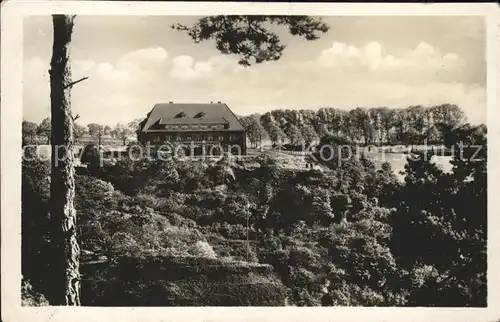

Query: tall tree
301;122;319;146
378;107;396;144
315;108;331;132
261;112;286;145
348;107;369;143
284;123;303;146
73;123;86;141
394;109;410;145
87;123;104;146
430;104;466;142
128;118;143;134
112;123;132;146
49;14;84;306
405;105;427;144
368;108;383;144
37;117;52;144
431;104;466;129
241;114;267;148
22;120;38;146
103;125;112;136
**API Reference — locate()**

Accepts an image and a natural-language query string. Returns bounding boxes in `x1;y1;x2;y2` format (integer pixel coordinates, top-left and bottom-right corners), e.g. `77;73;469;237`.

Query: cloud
67;47;170;90
24;47;170;125
317;41;466;78
199;53;485;124
23;43;485;127
118;47;168;70
170;55;211;80
169;55;237;80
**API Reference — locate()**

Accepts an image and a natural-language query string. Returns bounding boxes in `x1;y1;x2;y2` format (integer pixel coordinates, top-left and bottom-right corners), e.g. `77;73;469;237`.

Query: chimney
169;101;173;104
210;101;213;104
217;101;221;104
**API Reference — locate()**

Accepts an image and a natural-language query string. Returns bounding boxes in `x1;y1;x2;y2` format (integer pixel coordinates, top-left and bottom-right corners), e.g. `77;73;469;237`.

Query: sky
23;15;486;126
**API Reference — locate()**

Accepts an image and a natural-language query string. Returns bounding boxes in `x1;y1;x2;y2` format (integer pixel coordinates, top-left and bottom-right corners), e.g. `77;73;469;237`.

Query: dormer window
194;112;206;118
175;111;186;118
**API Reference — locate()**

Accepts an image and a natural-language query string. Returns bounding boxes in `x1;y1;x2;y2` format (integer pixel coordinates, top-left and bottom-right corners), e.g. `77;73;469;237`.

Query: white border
2;2;500;322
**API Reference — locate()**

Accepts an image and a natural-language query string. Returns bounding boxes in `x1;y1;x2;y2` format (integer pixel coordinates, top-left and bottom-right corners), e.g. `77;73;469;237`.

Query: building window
218;136;224;141
181;125;188;130
176;136;181;141
207;136;213;141
186;136;192;141
229;135;236;141
165;135;171;141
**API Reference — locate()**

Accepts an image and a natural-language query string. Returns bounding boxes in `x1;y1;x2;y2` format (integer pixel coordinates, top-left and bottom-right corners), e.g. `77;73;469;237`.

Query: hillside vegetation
21;122;487;306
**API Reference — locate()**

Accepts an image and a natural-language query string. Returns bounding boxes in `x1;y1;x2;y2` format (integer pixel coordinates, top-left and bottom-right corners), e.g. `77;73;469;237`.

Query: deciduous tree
37;117;52;144
73;123;86;141
241;114;267;148
112;123;132;145
87;123;104;145
22;120;38;146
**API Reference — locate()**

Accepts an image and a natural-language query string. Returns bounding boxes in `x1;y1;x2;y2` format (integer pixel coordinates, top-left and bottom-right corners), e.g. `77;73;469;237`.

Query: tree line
22;118;143;146
239;104;467;148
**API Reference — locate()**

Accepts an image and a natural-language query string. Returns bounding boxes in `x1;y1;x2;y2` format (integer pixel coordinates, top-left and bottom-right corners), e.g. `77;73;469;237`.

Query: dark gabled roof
141;102;245;132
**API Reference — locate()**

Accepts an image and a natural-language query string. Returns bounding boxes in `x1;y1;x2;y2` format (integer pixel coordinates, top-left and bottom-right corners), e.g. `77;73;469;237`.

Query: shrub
189;241;217;259
80;143;101;167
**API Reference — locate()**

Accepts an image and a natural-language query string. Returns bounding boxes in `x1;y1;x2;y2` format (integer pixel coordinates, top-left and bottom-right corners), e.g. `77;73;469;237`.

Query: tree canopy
174;16;329;66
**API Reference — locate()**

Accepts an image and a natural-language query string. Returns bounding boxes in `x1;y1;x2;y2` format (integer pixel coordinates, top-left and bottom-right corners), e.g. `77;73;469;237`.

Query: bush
189;241;217;259
81;143;101;167
81;256;287;306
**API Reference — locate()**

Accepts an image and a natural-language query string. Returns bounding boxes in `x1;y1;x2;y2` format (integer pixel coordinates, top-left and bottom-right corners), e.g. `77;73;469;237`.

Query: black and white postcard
1;2;500;322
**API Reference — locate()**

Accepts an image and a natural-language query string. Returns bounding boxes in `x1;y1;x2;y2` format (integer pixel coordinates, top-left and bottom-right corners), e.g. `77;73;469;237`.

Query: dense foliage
173;16;329;67
21;118;141;146
240;104;465;147
21;121;486;306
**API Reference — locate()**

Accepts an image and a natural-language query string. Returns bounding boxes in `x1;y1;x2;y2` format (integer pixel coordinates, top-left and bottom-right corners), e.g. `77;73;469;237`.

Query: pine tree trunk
49;14;81;306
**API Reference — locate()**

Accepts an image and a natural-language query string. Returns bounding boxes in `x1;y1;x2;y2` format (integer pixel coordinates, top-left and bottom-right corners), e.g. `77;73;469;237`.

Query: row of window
166;124;226;131
152;135;239;143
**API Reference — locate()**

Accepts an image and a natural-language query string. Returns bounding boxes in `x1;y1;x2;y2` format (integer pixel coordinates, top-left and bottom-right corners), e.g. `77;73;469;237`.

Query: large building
139;102;246;155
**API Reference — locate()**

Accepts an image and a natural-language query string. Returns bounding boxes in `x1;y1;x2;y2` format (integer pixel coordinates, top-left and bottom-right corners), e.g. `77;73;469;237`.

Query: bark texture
49;15;80;306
